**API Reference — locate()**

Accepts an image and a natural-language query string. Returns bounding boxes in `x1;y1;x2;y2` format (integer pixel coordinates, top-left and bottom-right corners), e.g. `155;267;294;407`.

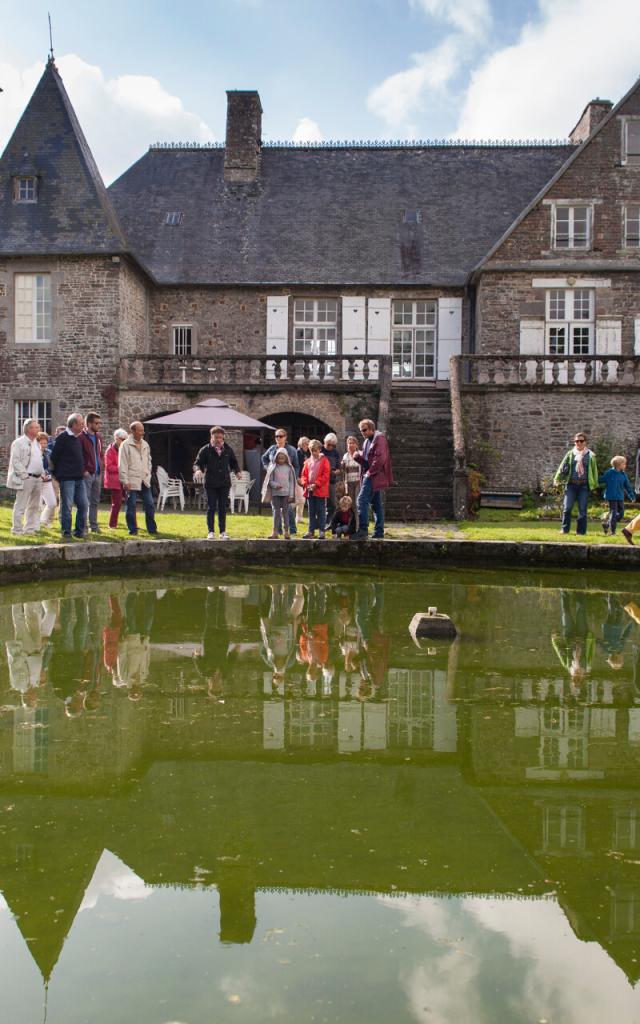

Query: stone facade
462;388;640;491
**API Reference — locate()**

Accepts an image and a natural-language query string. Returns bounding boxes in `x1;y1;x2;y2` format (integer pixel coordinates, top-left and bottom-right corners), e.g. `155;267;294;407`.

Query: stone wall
149;285;467;358
119;259;149;357
0;255;122;464
462;387;640;490
477;271;640;356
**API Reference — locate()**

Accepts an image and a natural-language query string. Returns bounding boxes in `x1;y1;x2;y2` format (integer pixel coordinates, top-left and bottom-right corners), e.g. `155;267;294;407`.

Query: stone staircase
385;385;454;521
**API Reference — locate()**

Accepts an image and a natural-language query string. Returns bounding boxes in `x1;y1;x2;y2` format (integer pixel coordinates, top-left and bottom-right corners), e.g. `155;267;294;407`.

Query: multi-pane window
172;325;192;356
546;288;594;355
624;205;640;247
14;176;37;202
164;211;183;225
15;274;52;342
392;300;437;379
622;119;640;166
553;205;591;249
542;805;585;852
15;400;52;437
293;299;337;356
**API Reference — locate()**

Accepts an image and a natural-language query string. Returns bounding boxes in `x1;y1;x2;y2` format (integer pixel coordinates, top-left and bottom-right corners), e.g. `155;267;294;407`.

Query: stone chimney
569;98;613;144
224;90;262;182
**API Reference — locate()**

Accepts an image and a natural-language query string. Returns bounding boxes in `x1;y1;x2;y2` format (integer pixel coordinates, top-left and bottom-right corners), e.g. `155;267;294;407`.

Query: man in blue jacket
50;413;89;541
261;428;300;536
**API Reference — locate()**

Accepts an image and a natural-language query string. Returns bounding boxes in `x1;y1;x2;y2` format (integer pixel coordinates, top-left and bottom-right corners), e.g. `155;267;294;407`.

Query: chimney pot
224;90;262;182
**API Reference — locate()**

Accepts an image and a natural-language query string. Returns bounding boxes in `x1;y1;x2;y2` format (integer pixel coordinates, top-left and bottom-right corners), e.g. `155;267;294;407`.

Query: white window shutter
367;297;391;355
635;318;640;356
342;297;366;355
596;319;622;355
266;296;289;356
519;319;545;355
437;297;462;380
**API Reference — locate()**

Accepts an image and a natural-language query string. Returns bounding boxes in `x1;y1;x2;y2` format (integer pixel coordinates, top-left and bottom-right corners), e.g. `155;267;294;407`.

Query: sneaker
351;531;368;541
283;533;291;540
268;533;279;539
91;526;101;534
60;533;73;542
302;532;315;539
318;532;326;540
622;528;634;546
207;532;215;540
219;532;230;540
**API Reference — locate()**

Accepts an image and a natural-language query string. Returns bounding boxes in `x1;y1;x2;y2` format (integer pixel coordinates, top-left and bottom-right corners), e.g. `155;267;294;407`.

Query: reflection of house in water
2;578;640;988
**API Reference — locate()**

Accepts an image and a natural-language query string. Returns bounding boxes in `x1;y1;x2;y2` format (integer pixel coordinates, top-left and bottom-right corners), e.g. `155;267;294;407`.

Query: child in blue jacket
599;456;635;536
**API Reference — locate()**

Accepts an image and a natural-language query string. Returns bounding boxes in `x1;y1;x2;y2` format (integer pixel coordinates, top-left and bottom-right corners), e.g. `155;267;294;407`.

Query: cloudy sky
1;0;639;183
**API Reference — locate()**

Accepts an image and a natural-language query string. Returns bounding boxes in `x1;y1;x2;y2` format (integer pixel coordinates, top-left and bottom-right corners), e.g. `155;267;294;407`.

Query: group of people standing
7;412;393;544
7;412;158;541
258;419;393;540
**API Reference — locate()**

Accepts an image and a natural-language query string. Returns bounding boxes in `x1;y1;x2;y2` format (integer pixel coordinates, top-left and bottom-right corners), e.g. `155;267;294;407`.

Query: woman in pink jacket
104;429;129;528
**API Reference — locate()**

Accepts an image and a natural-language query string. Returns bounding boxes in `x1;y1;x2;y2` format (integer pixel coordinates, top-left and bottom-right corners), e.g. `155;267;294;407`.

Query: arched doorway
259;412;334;447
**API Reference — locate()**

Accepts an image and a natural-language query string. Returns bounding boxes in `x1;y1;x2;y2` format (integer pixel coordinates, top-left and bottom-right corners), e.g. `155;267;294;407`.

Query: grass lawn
456;507;636;545
0;502;635;548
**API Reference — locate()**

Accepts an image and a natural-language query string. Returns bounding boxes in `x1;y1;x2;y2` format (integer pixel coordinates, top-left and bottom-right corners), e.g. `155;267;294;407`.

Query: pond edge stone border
0;536;638;584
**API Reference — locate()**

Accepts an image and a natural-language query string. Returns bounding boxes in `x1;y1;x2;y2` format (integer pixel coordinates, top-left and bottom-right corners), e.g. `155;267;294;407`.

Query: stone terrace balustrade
119;354;384;390
458;354;640;388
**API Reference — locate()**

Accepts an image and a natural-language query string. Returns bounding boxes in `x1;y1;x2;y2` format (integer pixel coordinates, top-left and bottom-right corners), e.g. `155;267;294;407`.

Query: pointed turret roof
0;58;127;255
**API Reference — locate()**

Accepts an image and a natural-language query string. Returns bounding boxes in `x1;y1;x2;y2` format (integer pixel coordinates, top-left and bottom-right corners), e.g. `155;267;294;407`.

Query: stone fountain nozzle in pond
409;608;457;642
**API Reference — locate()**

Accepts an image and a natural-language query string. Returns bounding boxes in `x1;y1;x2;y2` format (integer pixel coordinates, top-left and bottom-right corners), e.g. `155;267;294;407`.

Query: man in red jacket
353;419;393;540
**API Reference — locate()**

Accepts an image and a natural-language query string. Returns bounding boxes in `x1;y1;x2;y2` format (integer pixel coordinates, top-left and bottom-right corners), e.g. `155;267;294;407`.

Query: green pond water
2;567;640;1023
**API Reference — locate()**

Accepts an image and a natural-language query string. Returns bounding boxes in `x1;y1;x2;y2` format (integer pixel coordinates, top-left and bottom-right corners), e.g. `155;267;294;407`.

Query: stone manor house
1;59;640;517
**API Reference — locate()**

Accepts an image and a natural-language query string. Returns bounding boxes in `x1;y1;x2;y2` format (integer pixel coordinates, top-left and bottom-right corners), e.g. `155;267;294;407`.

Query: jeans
334;524;351;538
206;486;229;534
59;478;88;537
84;473;102;531
308;495;326;534
608;499;625;534
126;484;157;535
356;476;384;537
561;482;589;535
271;496;290;534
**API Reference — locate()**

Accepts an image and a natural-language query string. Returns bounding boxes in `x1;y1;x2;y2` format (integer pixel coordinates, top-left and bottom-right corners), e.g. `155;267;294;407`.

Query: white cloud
0;54;215;184
454;0;640;139
379;894;640;1024
79;849;153;911
292;116;323;143
410;0;492;40
367;35;462;137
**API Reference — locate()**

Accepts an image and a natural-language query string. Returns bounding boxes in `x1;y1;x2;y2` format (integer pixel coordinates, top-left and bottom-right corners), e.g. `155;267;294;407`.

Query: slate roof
108;143;574;287
0;59;127;256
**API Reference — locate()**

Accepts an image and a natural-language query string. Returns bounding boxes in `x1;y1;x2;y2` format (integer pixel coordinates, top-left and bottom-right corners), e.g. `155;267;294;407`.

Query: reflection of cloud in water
0;893;8;913
379;895;640;1024
80;849;153;911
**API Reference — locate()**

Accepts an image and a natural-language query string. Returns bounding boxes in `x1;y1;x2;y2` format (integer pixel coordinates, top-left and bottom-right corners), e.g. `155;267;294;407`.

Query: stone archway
259;411;333;447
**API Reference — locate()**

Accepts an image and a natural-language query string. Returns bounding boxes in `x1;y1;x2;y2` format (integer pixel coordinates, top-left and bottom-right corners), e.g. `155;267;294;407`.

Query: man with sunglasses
352;418;393;540
554;432;598;536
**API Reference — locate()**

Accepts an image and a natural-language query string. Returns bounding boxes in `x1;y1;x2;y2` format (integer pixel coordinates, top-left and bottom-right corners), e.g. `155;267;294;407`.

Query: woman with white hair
321;432;341;519
104;428;130;529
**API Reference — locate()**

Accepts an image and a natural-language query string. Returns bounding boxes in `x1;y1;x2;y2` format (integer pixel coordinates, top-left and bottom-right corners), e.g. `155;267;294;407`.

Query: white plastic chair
156;466;185;511
230;476;254;514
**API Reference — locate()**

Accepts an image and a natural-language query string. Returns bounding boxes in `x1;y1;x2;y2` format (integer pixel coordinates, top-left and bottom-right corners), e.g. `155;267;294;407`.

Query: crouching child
330;495;357;539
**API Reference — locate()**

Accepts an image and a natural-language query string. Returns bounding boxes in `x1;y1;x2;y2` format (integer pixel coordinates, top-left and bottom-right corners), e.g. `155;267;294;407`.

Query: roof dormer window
164;211;183;225
14;176;38;203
